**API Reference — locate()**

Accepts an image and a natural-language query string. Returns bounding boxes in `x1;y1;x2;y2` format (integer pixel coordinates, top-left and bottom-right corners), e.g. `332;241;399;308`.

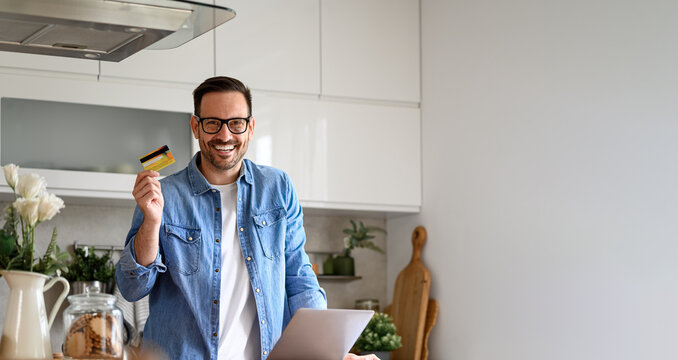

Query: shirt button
212;189;216;193
262;221;267;225
188;236;192;241
213;332;218;337
261;320;265;325
216;238;220;243
238;198;242;202
255;288;260;293
239;227;244;232
246;256;251;261
216;207;220;212
263;351;268;355
213;300;218;304
215;269;219;273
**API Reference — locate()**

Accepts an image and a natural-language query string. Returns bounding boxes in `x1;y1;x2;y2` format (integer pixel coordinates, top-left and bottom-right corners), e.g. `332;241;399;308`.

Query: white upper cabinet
249;93;421;211
99;31;215;85
215;0;320;95
321;0;420;102
0;72;194;205
0;52;99;77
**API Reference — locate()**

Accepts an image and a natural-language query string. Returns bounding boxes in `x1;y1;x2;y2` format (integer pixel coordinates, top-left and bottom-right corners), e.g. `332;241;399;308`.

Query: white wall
387;0;678;359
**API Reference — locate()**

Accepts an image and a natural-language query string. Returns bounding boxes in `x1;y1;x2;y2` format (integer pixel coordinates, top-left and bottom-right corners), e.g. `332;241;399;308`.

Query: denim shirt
115;154;327;360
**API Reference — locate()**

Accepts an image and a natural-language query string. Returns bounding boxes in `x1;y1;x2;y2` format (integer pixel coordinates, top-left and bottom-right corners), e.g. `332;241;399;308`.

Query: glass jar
62;284;123;359
355;299;380;312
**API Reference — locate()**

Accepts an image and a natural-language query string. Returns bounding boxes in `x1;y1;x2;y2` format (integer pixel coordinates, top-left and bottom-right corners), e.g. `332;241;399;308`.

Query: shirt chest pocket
163;224;201;275
253;208;286;260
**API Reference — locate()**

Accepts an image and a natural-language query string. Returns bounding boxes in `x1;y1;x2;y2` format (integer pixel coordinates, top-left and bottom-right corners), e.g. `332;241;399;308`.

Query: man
116;76;378;360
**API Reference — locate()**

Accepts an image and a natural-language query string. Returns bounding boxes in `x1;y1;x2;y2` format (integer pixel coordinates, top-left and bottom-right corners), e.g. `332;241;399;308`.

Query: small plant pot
333;255;355;276
361;351;390;360
322;256;334;275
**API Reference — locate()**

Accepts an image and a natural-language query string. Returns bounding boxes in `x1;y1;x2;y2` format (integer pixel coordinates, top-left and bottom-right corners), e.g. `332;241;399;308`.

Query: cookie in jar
63;284;123;359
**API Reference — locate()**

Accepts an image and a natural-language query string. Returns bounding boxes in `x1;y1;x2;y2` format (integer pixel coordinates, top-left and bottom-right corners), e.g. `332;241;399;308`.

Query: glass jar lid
67;283;117;307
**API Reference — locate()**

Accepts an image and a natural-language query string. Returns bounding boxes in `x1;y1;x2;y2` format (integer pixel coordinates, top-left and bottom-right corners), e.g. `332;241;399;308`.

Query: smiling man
115;76;378;360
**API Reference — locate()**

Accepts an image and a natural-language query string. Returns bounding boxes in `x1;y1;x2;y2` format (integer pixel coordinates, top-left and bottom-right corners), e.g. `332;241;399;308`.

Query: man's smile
212;143;236;155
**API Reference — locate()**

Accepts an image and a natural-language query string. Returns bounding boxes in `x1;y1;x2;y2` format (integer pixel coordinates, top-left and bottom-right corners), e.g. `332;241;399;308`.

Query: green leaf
358;241;384;254
366;226;386;234
0;230;17;258
2;204;18;237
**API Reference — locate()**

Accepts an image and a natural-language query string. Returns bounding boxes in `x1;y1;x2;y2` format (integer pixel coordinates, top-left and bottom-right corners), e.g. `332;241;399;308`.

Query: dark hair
192;76;252;117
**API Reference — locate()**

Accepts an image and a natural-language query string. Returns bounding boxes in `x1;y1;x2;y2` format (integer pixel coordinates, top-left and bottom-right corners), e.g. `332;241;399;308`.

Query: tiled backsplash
0;202;387;351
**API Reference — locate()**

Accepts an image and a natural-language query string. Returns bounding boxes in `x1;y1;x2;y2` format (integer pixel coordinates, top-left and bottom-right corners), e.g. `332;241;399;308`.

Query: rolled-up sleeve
283;173;327;314
115;206;167;302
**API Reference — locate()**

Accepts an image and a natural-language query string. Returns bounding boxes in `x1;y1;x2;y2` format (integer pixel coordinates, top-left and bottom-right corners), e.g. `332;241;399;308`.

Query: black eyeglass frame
195;115;251;134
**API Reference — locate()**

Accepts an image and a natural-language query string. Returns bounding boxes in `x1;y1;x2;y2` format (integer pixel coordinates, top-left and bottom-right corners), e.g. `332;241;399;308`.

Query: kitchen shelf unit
307;251;363;281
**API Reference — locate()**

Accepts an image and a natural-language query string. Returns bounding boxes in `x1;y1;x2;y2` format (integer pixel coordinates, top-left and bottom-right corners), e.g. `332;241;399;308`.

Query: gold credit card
139;145;175;171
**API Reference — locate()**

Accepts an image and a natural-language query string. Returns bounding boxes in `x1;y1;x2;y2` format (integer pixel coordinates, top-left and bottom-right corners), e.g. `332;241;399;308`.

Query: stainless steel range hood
0;0;235;62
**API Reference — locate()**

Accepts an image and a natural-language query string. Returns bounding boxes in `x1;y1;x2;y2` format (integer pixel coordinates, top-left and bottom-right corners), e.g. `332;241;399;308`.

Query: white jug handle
43;276;70;329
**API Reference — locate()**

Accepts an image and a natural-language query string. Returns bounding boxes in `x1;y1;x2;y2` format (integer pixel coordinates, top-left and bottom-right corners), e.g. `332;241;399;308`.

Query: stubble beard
201;138;248;171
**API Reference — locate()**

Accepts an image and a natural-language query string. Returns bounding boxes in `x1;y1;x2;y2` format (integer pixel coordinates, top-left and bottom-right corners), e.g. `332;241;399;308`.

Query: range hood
0;0;235;62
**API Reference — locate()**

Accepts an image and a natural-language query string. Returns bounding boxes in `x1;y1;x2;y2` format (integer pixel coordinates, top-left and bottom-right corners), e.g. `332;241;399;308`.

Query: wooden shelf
317;275;362;281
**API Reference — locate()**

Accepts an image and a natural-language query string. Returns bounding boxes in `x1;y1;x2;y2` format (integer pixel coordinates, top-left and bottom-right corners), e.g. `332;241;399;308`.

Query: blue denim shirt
115;154;327;360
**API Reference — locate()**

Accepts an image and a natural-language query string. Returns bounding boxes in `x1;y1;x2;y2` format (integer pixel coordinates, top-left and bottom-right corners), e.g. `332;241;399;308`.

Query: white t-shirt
211;183;260;360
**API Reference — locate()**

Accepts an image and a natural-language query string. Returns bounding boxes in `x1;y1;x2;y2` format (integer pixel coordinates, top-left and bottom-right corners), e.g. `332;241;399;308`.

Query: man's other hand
344;354;380;360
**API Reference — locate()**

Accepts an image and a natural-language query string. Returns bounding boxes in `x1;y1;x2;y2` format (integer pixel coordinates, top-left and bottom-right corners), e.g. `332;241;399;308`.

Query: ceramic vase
0;270;69;359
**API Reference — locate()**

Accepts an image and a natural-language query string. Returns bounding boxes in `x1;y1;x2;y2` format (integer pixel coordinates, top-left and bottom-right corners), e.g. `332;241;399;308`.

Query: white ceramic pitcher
0;270;70;360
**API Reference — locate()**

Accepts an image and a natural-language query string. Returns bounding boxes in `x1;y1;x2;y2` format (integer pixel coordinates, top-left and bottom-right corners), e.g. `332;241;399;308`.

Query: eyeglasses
195;116;251;134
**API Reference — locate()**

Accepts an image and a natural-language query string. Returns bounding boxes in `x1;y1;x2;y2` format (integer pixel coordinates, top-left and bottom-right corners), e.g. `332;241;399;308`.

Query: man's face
190;91;254;174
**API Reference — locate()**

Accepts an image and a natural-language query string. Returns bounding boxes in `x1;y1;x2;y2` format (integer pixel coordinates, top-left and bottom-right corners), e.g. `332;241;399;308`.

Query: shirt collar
188;152;253;195
241;158;254;185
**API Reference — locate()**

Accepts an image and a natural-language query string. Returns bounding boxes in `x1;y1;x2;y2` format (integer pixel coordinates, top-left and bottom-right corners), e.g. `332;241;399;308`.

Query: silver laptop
267;308;375;360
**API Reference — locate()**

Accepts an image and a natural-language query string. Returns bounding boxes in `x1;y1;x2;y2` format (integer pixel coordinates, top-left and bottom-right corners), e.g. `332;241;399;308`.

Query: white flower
3;164;19;190
17;173;46;199
38;193;65;222
13;197;41;226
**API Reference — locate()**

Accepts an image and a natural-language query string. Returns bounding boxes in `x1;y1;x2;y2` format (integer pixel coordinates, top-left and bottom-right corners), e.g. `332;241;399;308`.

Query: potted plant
65;246;116;294
0;164;71;359
354;312;402;360
333;220;386;276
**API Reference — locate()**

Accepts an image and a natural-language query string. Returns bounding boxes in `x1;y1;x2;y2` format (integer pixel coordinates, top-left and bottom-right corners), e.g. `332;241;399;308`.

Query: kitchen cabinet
320;0;420;102
0;73;420;213
0;52;99;77
0;0;423;214
214;0;320;95
0;72;194;204
99;31;214;85
249;93;421;212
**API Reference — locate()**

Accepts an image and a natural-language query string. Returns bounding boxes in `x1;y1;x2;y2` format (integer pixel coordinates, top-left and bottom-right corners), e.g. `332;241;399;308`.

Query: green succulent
354;312;402;352
342;220;386;257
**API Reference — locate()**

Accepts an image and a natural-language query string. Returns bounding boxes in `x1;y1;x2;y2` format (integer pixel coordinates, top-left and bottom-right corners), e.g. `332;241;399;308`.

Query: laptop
267;308;375;360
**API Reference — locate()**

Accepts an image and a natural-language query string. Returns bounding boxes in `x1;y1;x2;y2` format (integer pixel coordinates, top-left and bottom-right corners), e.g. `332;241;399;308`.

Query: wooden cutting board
421;298;439;360
391;226;431;360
